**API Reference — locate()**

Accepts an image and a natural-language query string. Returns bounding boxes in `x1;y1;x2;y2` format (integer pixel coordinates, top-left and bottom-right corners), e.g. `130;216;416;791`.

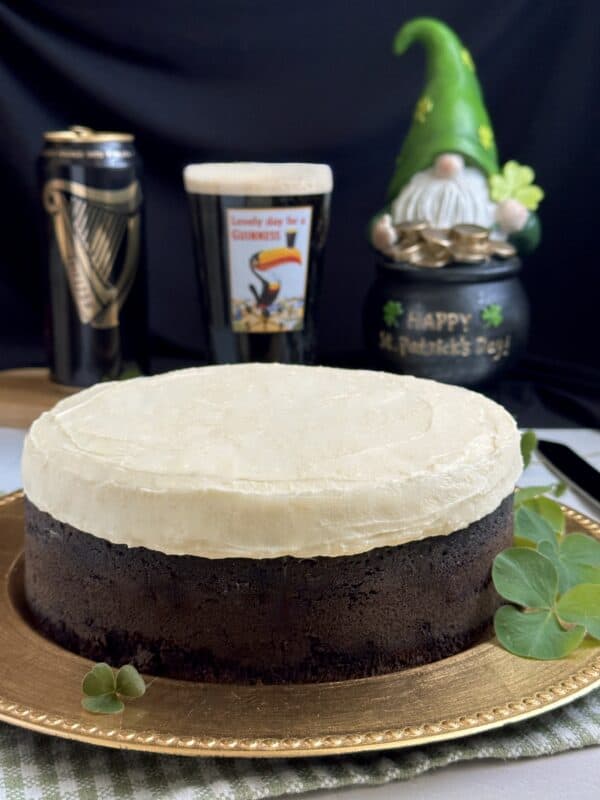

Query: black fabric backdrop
0;1;598;411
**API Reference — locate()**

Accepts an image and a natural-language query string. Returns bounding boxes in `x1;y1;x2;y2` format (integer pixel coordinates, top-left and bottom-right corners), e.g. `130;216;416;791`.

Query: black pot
363;257;529;387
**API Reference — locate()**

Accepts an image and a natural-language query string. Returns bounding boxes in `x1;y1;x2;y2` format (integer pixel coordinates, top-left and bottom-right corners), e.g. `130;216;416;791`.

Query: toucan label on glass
225;206;313;333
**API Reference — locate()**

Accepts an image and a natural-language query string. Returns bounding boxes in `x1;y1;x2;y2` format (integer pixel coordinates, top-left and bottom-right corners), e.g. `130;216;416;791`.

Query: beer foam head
183;162;333;196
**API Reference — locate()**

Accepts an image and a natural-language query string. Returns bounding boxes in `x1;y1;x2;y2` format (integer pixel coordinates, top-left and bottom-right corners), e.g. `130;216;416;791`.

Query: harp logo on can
43;178;142;329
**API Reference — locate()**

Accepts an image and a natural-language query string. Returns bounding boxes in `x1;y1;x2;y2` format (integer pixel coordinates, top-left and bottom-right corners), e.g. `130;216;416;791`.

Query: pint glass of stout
183;162;333;364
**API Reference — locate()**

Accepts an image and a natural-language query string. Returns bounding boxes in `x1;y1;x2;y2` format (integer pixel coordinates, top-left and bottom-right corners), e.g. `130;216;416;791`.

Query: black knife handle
537;440;600;507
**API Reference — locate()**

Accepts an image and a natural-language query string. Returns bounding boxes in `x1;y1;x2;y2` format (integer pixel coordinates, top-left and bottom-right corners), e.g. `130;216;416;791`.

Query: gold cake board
0;491;598;758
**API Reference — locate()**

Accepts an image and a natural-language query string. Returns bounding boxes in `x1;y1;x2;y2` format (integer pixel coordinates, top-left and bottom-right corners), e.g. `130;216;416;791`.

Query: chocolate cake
22;364;521;684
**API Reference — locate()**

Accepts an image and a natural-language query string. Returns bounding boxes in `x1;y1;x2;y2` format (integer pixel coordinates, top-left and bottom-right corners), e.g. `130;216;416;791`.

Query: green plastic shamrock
82;662;146;714
492;432;600;660
414;95;433;123
382;300;404;328
478;124;494;151
489;160;544;211
480;304;503;328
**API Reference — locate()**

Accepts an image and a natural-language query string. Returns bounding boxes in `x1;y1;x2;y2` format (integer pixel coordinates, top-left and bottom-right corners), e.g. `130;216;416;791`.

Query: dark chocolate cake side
24;495;513;684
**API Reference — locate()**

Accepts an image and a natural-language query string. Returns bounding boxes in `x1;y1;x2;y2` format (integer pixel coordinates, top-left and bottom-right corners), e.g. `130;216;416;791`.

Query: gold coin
416;258;449;268
395;220;428;235
450;245;488;264
465;241;493;256
421;227;452;247
489;240;517;259
389;241;422;262
451;224;490;242
398;232;421;246
410;244;450;268
395;221;429;247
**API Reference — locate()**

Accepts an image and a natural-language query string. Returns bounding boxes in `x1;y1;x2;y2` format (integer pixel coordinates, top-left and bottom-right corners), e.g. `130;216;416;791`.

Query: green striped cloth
0;690;598;799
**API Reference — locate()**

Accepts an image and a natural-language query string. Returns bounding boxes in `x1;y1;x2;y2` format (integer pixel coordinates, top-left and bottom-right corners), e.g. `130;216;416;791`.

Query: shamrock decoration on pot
382;300;404;328
481;303;504;328
370;17;544;261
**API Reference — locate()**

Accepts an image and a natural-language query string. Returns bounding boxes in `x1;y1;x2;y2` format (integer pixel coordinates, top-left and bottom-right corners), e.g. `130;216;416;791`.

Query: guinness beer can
39;126;147;386
183;162;332;364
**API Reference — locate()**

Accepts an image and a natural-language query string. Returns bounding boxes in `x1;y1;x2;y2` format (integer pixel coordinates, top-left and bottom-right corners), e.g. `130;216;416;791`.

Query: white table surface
1;426;599;799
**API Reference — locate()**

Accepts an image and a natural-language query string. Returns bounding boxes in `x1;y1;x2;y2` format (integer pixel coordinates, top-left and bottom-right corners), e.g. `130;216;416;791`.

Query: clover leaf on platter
493;431;600;660
81;662;146;715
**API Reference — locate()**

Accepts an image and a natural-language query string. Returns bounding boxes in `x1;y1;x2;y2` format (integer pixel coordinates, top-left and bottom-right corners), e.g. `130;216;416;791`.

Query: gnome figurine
371;18;544;263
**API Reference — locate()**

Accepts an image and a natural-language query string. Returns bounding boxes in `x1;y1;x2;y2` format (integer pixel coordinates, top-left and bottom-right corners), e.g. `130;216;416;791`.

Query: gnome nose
434;154;465;179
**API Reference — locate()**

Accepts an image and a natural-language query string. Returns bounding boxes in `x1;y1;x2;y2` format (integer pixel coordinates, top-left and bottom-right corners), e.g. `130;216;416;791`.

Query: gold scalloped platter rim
0;491;599;758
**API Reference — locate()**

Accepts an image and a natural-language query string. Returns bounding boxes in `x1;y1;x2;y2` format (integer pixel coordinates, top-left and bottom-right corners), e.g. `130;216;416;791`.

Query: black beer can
39;126;147;386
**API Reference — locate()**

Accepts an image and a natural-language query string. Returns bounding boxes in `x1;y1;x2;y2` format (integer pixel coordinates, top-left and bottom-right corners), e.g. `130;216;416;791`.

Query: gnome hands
495;198;529;234
489;162;544;254
496;198;542;255
433;153;464;179
371;213;398;253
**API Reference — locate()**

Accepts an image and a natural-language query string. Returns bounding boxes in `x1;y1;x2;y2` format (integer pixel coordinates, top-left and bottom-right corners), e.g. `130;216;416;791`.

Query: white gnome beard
391;165;496;230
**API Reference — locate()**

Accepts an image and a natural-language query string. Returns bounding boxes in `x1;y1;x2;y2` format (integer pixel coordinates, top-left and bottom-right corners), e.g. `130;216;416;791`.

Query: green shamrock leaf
116;665;146;699
489;160;545;211
414;95;433;124
382;300;404;328
81;662;146;715
539;534;600;594
494;605;585;660
82;694;125;715
520;430;537;469
557;584;600;640
506;161;534;188
478;124;494;151
480;304;503;328
521;496;565;534
82;663;116;697
494;469;600;661
514;484;564;506
492;548;558;609
514;507;558;550
514;185;544;209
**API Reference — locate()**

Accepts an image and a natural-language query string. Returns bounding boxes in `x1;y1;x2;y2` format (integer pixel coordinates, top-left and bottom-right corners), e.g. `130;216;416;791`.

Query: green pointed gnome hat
387;17;499;202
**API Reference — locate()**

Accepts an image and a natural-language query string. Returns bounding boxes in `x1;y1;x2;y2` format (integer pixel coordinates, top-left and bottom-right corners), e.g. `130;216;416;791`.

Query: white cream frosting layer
22;364;521;559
